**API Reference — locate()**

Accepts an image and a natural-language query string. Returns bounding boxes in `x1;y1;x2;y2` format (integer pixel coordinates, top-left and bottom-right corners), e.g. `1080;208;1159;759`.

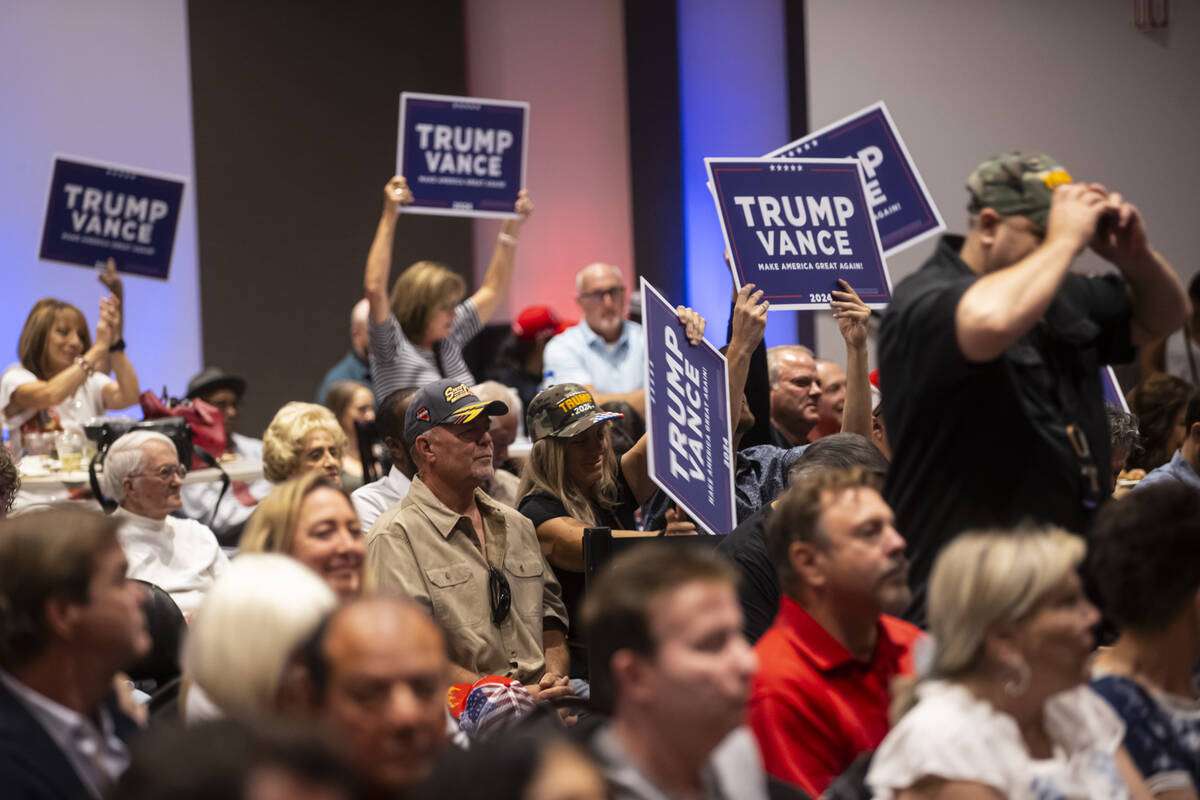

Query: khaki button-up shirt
366;475;568;685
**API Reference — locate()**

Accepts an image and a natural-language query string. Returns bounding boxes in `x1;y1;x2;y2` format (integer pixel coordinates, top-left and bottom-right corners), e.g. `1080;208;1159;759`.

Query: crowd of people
1;151;1198;800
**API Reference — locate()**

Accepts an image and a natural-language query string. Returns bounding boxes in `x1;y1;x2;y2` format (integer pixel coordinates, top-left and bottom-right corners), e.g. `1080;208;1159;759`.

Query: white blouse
114;509;229;617
868;680;1129;800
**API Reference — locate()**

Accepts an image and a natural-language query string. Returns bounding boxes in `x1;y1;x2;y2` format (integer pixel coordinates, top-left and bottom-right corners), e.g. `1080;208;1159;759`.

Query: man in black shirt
879;152;1188;625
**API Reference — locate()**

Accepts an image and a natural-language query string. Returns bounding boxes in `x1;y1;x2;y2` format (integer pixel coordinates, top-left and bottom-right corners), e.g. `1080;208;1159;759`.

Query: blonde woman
182;553;336;721
363;175;533;398
867;526;1152;800
241;472;366;601
262;401;346;484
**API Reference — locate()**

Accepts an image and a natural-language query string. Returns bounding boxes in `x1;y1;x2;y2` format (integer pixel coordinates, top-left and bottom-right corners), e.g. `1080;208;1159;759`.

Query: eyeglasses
579;286;625;303
488;566;511;626
134;464;187;481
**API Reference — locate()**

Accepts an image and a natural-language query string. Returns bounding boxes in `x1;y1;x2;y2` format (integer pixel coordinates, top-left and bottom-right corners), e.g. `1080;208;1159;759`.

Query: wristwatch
108;338;126;353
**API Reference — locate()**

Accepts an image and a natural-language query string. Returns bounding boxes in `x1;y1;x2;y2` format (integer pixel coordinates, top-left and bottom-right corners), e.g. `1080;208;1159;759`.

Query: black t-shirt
878;235;1134;626
517;463;639;674
715;502;779;644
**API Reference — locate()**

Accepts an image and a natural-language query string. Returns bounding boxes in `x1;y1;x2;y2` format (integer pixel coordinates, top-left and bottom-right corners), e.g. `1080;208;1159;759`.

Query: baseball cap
966;151;1072;229
526;383;623;442
512;305;568;342
404;379;508;446
186;367;247;400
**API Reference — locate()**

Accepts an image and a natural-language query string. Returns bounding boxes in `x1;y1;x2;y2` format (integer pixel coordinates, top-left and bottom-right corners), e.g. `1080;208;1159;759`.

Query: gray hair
575;262;624;296
471;381;524;438
1106;406;1141;451
102;431;177;503
766;344;816;389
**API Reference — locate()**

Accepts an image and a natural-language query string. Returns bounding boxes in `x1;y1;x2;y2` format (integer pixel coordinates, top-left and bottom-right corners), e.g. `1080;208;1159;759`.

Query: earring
1002;661;1031;697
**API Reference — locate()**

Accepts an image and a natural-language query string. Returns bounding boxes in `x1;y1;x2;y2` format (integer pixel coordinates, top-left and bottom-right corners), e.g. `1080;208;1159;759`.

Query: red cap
513;305;567;342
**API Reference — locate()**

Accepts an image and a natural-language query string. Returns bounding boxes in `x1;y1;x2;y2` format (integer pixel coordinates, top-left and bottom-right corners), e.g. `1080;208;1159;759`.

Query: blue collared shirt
541;320;645;394
1135;449;1200;492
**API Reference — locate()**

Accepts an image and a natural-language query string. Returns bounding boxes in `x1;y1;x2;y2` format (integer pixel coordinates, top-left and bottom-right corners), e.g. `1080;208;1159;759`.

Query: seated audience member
808;359;848;442
749;467;921;797
487;304;569;413
182;553;337;721
767;345;822;448
1135;392;1200;491
323;379;376;491
241;473;366;601
472;380;523;507
417;717;606;800
719;433;890;644
1107;406;1142;490
518;381;699;675
0;445;18;517
2;265;139;440
867;527;1151;800
365;380;573;697
262;401;346;484
1127;374;1193;473
1090;483;1200;798
102;431;228;617
288;597;451;797
580;543;772;800
0;510;149;798
365;176;533;397
542;263;647;416
315;298;372;404
351;387;415;530
180;366;274;545
112;718;358;800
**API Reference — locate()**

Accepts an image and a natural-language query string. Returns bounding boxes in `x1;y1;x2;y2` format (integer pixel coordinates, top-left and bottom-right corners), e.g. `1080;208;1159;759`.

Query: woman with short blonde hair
261;402;346;484
363;176;533;397
241;472;366;600
868;526;1152;800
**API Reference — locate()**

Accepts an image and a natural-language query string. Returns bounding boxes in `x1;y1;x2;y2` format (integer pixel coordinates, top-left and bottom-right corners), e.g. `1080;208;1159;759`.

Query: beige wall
807;0;1200;365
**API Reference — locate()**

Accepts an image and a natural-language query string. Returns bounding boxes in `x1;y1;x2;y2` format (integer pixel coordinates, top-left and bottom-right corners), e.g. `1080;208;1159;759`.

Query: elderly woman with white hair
182;553;337;721
867;526;1152;800
103;430;228;617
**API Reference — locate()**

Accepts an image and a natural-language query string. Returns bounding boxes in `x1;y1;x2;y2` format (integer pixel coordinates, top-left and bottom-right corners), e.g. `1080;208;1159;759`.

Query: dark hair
1090;482;1200;632
491;335;539;377
111;718;358;800
323;380;372;424
375;387;417;445
581;542;736;711
297;611;335;701
1126;374;1193;470
1106;406;1141;452
1188;272;1200;303
0;446;19;516
788;432;889;485
767;467;882;595
599;400;644;460
0;510;119;669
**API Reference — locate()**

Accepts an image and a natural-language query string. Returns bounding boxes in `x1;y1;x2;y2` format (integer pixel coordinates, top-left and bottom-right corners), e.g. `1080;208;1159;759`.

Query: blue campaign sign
641;278;736;537
705;157;891;310
765;101;944;256
1101;366;1130;413
397;92;529;219
39;156;186;280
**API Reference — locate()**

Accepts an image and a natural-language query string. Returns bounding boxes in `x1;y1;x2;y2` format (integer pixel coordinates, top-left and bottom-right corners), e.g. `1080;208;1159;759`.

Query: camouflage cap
404;379;508;447
966;151;1072;228
526;383;623;442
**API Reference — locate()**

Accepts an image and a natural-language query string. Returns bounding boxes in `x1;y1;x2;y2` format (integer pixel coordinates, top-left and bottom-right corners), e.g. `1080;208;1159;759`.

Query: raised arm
7;296;119;415
363;176;413;324
1088;188;1189;346
100;296;140;410
956;183;1108;363
725;284;769;423
470;190;534;323
831;279;872;438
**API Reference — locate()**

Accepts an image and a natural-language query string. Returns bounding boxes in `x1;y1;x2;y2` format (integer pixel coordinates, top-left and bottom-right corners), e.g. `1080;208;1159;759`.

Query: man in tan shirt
366;379;571;699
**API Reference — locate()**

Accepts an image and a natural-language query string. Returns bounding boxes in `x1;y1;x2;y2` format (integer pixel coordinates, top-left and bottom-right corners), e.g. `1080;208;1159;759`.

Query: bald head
350;299;370;358
767;345;822;445
471;382;520;465
312;597;448;793
576;263;628;343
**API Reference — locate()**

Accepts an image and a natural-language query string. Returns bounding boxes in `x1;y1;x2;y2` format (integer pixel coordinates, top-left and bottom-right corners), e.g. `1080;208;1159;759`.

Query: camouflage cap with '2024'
526;383;623;443
966;152;1072;229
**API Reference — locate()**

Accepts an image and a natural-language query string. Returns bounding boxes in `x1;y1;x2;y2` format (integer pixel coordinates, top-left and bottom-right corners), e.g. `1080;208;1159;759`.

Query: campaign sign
397;92;529;219
39;156;185;280
705;157;891;310
764;102;944;256
642;278;736;537
1101;366;1130;413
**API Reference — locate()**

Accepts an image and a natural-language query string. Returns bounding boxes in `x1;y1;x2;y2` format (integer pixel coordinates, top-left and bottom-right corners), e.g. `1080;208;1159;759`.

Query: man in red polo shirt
748;467;923;797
